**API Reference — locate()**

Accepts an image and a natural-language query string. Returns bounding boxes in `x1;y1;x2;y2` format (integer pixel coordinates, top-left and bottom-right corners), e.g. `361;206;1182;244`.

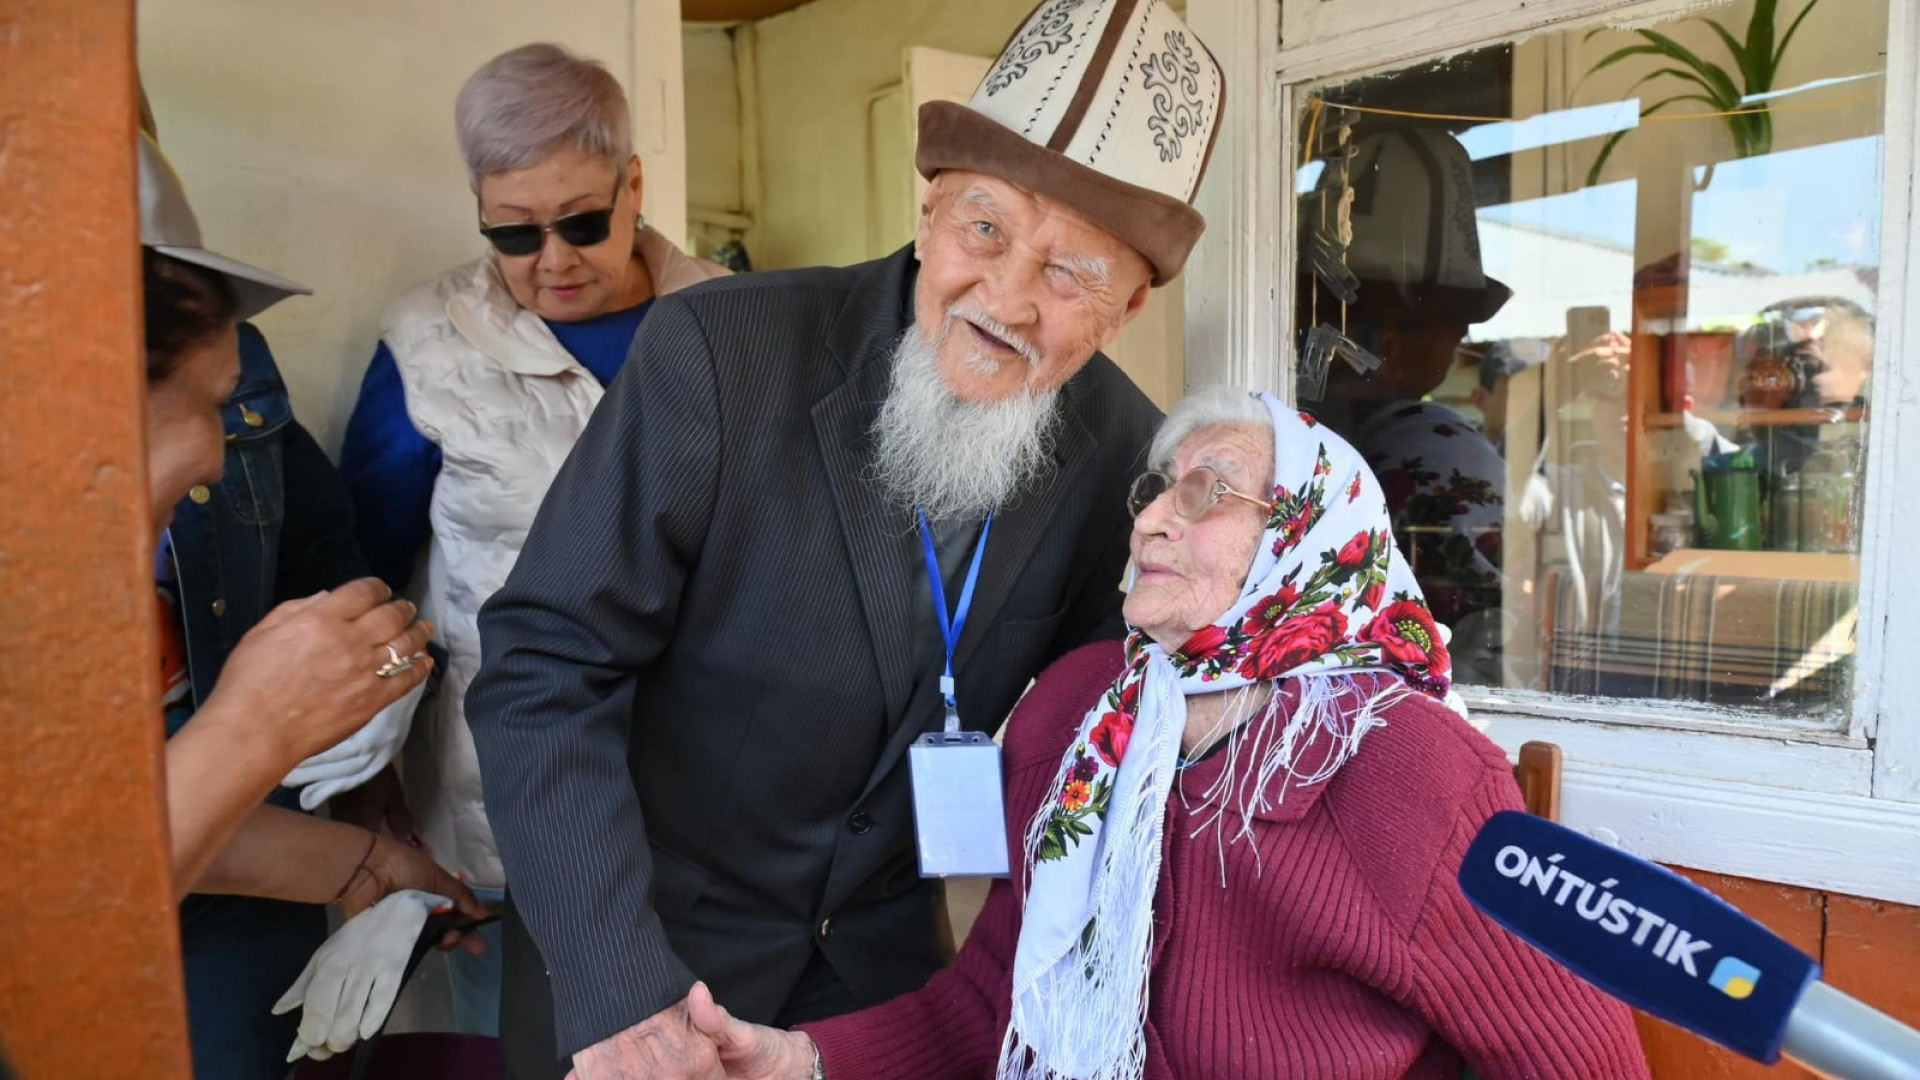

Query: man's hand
687;982;818;1080
569;993;725;1080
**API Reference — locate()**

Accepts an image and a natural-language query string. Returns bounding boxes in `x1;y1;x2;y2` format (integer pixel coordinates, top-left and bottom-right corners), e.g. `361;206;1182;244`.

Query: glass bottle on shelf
1800;434;1861;554
1771;469;1802;552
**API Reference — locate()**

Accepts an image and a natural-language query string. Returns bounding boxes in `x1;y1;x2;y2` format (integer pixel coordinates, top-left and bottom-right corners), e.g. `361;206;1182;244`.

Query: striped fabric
1547;570;1857;717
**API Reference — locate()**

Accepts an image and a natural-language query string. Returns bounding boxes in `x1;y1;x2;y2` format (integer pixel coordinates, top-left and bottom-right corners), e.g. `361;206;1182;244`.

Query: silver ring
375;644;416;679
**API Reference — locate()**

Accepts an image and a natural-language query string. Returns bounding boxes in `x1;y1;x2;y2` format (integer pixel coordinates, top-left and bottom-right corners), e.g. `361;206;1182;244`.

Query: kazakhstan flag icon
1710;956;1762;1000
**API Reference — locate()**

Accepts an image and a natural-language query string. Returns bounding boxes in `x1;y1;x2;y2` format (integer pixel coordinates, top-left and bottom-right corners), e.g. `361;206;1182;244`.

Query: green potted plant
1580;0;1824;186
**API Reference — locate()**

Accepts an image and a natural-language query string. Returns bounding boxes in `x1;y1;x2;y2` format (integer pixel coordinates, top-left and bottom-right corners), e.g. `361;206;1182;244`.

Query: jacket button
211;598;227;617
189;485;212;504
818;918;833;939
240;404;265;428
847;811;875;835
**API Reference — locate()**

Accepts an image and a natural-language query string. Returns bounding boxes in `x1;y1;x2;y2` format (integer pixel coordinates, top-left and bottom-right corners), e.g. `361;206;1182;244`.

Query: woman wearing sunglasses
336;41;727;1038
686;388;1648;1080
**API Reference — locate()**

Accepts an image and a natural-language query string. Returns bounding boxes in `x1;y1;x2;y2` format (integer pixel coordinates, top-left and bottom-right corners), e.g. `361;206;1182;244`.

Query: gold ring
375;644;416;679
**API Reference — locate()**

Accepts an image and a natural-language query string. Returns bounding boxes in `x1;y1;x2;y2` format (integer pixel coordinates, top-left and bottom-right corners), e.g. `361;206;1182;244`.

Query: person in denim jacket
163;323;475;1078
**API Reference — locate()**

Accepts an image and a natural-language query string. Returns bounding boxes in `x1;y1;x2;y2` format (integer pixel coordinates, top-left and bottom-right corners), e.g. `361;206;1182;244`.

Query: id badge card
908;730;1011;878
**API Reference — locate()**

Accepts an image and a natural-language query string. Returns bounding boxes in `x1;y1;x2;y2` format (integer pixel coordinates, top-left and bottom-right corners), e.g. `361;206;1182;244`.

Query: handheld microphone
1458;811;1920;1080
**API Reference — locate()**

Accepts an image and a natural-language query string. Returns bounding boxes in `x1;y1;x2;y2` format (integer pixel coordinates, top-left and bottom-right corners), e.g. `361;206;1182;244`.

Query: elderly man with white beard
464;4;1222;1078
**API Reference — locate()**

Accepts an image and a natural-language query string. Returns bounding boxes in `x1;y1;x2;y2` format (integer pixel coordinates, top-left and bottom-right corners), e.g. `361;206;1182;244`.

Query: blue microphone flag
1458;811;1820;1064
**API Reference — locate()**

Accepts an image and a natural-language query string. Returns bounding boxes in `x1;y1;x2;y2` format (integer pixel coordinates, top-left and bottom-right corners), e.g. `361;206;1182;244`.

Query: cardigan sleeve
801;875;1021;1080
1401;773;1652;1080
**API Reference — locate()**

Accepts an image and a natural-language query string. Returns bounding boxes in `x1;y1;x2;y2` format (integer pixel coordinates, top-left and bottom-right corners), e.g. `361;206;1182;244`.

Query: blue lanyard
917;506;994;731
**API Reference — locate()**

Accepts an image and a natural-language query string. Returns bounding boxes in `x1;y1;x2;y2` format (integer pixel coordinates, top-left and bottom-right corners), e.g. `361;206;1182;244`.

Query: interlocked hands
565;982;819;1080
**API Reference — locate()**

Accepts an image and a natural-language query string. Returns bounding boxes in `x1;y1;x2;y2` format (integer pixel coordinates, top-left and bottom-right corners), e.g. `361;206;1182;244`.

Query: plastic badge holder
908;730;1011;878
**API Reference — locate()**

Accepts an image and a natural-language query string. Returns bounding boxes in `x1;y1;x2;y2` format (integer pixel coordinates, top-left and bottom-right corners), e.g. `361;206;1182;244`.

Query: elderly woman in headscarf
687;387;1649;1080
335;41;728;1035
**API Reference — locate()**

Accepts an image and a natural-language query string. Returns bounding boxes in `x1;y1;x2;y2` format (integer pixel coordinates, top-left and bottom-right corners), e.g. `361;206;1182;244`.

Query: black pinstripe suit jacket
466;245;1162;1056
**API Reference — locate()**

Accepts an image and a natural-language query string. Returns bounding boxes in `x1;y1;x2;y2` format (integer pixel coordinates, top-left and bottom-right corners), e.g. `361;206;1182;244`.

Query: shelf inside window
1641;548;1859;582
1644;407;1867;429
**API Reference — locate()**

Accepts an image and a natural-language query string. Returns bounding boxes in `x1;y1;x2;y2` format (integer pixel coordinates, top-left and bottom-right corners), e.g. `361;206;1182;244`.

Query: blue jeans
448;887;507;1037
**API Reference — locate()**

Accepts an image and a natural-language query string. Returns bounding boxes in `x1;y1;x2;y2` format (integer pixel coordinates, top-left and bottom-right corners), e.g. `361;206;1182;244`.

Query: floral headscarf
997;392;1450;1080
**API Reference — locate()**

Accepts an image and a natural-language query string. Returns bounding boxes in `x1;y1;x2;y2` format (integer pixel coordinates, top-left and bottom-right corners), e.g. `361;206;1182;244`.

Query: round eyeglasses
1127;466;1269;519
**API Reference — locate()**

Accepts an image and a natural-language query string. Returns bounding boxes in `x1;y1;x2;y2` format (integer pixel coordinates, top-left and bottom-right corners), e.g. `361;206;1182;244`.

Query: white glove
272;888;448;1062
283;679;426;809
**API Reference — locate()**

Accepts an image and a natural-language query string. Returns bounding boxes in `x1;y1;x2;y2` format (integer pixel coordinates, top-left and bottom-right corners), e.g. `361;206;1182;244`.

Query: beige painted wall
140;0;689;452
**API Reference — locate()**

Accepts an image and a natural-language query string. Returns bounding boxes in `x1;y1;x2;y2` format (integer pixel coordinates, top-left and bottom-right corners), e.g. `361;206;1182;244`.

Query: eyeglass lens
481;208;617;257
1128;468;1227;518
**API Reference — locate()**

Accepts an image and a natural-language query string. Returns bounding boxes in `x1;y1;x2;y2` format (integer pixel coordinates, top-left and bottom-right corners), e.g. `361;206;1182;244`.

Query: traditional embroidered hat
916;0;1223;285
1335;124;1511;324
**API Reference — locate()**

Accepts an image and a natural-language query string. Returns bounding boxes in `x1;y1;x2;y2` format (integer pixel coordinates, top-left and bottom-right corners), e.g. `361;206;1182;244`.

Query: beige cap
138;132;311;320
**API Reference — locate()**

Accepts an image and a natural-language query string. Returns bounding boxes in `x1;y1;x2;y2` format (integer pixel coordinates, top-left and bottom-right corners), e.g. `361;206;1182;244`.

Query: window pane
1288;1;1884;727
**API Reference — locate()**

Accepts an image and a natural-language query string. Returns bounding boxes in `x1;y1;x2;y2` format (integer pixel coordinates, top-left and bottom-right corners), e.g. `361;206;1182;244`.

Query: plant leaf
1625;66;1717;97
1578;42;1669;95
1585;128;1633;187
1633;29;1742;106
1692;16;1761;92
1745;0;1778;90
1775;0;1825;69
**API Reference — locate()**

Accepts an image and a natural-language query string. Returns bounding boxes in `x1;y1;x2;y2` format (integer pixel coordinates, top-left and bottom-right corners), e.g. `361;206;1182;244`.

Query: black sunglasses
478;177;622;257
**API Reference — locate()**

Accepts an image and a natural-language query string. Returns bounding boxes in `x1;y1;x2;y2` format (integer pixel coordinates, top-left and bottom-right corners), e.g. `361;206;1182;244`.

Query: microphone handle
1783;981;1920;1080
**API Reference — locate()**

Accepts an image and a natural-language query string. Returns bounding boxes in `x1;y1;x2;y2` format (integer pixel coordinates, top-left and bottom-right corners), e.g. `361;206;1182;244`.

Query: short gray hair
455;43;632;187
1148;385;1272;469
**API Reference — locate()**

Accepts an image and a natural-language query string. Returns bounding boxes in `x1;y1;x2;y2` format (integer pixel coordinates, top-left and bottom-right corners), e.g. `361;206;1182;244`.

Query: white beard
871;316;1062;522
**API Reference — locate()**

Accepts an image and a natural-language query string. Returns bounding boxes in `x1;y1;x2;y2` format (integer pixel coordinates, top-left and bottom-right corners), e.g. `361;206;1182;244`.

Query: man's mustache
944;305;1041;366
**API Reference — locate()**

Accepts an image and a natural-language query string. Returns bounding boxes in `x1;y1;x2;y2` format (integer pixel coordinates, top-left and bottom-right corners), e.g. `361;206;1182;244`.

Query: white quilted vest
383;232;724;886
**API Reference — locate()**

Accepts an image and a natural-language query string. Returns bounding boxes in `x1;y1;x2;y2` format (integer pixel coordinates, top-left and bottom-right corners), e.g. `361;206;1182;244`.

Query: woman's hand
686;981;819;1080
207;578;434;768
338;834;490;954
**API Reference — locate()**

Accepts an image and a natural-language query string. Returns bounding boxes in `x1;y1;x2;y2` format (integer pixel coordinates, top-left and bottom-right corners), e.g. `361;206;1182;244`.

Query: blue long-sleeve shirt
339;301;653;590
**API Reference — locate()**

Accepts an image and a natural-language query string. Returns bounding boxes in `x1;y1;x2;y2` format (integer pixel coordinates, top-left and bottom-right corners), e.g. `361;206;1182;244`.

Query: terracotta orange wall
0;2;193;1077
1637;868;1920;1079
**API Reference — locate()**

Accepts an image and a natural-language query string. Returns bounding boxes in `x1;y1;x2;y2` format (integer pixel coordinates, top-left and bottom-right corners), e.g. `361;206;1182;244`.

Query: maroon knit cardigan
803;641;1651;1079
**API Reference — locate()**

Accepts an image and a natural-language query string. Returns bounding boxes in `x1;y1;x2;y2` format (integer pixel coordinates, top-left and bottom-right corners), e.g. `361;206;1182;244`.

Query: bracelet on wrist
331;829;380;906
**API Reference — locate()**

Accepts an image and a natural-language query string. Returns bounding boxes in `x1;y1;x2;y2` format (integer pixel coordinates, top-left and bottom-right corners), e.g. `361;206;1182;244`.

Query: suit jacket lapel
813;367;915;719
813;248;921;719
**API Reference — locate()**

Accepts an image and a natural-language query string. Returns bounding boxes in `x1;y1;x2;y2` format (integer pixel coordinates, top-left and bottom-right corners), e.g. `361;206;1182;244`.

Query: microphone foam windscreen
1458;810;1819;1063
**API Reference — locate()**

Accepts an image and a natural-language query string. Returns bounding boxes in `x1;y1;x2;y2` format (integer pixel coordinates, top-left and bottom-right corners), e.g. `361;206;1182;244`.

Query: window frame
1184;0;1920;903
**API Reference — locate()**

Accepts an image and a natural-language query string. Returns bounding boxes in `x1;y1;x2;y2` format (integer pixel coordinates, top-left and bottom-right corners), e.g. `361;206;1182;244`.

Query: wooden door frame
0;1;193;1075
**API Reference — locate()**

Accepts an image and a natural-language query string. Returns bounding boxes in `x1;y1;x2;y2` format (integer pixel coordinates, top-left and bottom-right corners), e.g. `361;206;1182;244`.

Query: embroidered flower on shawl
1241;578;1303;637
1089;712;1133;767
1360;578;1387;612
1176;624;1230;664
1346;474;1364;503
1060;779;1093;812
1334;530;1371;572
1361;598;1451;682
1238;600;1349;680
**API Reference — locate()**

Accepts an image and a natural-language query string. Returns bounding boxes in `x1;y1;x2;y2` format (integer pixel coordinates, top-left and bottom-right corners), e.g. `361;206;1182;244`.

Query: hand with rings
375;644;417;679
203;578;437;771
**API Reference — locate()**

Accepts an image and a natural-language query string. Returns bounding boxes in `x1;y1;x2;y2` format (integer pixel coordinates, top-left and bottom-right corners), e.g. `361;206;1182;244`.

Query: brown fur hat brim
915;100;1206;286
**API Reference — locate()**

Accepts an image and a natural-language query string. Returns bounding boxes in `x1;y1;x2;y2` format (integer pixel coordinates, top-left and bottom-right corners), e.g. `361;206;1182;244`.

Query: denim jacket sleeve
275;418;372;601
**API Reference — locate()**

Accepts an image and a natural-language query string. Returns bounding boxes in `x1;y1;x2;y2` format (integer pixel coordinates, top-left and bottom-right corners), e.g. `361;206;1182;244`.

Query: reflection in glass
1289;0;1884;725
